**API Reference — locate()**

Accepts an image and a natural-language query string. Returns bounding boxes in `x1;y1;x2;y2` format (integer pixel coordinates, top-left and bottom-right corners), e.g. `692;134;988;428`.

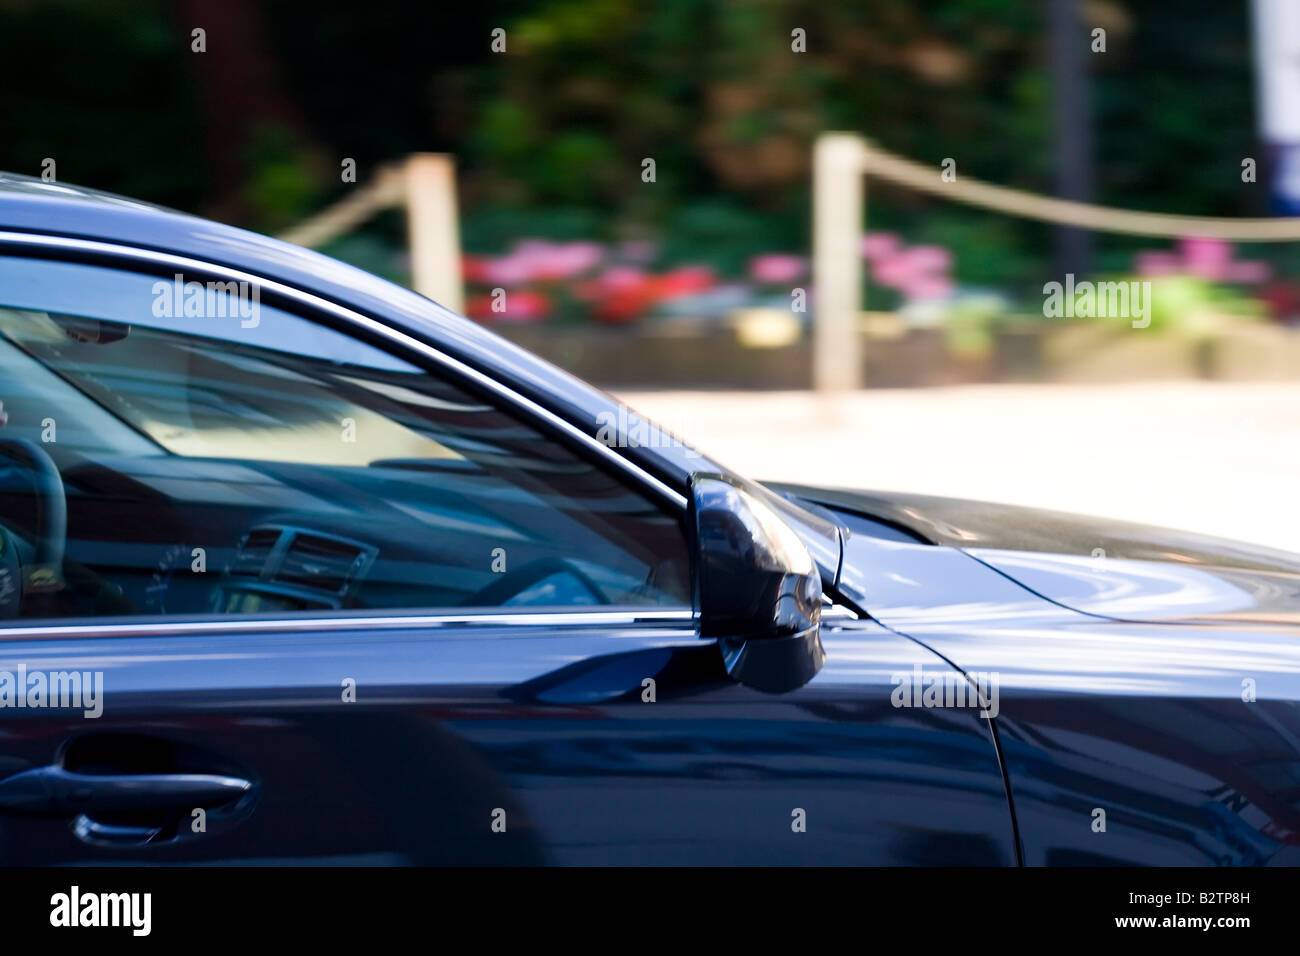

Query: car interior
0;302;692;622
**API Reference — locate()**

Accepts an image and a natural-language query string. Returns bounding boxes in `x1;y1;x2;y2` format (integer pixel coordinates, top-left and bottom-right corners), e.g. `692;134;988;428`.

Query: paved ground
617;383;1300;553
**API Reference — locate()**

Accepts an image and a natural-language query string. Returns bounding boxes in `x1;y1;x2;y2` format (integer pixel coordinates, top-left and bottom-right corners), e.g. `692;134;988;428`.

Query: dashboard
0;445;689;620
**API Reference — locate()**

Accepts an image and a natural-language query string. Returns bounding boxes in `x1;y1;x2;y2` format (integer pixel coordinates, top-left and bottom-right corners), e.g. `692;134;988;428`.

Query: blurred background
3;0;1299;548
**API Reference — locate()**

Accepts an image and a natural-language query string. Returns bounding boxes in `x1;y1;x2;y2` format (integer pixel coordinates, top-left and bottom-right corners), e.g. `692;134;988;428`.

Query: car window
0;256;691;622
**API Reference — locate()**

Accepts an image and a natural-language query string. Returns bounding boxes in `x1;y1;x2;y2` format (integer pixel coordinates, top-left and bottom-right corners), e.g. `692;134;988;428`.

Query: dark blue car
0;174;1297;865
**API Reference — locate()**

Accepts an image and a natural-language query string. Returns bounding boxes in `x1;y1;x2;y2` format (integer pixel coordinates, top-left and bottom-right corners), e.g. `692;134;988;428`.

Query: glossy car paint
690;475;827;693
0;176;1296;865
827;502;1300;865
775;482;1300;623
0;613;1017;864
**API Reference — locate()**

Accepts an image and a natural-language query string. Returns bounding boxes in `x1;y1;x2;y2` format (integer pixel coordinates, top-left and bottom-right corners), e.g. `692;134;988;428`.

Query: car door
0;245;1018;865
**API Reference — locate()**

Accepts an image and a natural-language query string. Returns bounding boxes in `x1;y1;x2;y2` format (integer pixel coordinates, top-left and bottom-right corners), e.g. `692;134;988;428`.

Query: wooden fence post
405;153;464;312
812;133;866;391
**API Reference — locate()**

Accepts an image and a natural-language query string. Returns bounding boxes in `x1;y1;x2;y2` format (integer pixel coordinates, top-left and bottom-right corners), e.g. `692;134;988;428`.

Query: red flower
655;265;715;298
465;289;552;323
461;255;491;283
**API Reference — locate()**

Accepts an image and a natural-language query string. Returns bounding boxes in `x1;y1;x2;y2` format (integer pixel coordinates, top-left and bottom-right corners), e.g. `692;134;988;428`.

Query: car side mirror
690;475;825;693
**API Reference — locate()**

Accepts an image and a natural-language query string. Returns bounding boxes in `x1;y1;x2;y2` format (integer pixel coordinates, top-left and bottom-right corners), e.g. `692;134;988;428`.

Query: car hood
773;483;1300;628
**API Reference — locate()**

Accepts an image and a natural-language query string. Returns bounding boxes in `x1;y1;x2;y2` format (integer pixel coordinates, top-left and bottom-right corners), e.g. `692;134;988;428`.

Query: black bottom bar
0;866;1281;941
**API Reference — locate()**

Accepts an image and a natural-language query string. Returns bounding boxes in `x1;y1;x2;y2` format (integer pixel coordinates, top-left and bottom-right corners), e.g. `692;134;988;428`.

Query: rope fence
813;133;1300;391
277;154;462;312
277;164;405;248
273;137;1300;390
858;140;1300;241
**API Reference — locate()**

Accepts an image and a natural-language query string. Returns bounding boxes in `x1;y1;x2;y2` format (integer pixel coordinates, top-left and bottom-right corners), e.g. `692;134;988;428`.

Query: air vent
276;532;371;595
228;528;282;578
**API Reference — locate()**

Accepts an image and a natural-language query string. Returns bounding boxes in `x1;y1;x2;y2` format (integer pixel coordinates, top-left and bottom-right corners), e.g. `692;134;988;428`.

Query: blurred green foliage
0;0;1263;309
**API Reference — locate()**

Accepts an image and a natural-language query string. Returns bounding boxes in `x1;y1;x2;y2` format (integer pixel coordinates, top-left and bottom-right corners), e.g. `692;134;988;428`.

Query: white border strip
0;609;698;642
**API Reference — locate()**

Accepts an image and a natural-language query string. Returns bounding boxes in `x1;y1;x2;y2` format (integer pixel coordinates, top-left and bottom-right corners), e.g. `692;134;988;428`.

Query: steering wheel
0;439;66;615
465;557;611;607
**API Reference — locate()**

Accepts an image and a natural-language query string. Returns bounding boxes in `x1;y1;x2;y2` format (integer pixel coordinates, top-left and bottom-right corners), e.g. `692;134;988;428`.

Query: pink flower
905;245;952;273
479;254;535;287
872;252;915;289
1180;237;1232;281
1135;251;1182;276
512;239;604;280
868;244;954;302
749;254;807;284
1226;260;1271;283
872;248;947;286
468;240;605;287
598;265;650;291
1134;238;1269;285
900;276;955;301
861;232;901;261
